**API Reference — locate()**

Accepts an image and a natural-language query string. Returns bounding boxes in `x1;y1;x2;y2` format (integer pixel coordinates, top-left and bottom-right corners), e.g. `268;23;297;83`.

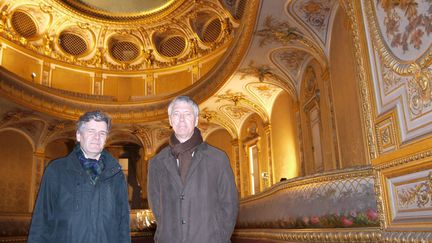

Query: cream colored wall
329;8;367;168
270;92;299;181
0;130;33;213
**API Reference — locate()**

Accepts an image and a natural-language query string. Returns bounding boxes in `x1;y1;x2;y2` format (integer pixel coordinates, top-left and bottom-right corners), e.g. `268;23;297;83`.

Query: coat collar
66;146;122;180
162;142;207;188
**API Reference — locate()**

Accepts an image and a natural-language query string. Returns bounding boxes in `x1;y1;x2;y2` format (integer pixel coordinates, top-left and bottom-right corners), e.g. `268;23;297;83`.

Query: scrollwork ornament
429;172;432;192
39;3;53;13
0;10;8;31
407;64;432;116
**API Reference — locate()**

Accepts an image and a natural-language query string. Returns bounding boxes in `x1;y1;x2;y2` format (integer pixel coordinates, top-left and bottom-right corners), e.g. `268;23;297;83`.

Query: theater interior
0;0;431;242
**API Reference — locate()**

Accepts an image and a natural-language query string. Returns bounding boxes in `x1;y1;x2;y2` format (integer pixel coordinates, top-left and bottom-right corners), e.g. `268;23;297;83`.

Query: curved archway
0;130;33;213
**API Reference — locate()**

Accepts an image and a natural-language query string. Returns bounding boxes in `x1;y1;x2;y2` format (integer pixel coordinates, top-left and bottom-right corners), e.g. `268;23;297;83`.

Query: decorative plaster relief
375;115;397;154
382;64;403;95
388;170;432;224
221;105;251;121
366;0;432;142
273;49;309;83
239;61;282;83
246;82;282;111
289;0;337;44
255;16;303;47
376;0;431;57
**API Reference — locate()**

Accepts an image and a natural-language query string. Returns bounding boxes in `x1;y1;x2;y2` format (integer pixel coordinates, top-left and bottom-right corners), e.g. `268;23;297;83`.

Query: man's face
169;101;198;143
76;120;108;159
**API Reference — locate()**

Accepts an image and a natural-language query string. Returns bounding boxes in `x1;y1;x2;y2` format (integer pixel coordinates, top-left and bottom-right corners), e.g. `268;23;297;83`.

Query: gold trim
343;1;377;160
378;157;432;230
233;228;381;242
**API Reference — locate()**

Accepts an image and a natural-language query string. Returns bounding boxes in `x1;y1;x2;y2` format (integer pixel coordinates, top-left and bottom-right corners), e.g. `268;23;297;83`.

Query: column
30;151;45;212
264;123;274;185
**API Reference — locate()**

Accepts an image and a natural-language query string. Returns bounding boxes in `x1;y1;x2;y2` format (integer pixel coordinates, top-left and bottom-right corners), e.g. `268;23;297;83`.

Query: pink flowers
310;216;320;225
341;216;353;227
366;209;378;221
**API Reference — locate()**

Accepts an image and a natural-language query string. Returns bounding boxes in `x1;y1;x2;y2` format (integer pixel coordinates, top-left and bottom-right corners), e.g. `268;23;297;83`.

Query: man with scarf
28;111;130;243
148;96;239;243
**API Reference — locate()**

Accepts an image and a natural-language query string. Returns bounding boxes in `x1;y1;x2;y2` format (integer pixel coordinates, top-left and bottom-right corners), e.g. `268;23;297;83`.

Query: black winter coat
28;147;131;243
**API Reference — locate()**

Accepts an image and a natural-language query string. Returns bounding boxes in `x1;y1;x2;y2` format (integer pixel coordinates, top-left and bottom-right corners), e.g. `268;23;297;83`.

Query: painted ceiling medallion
55;0;185;21
71;0;174;14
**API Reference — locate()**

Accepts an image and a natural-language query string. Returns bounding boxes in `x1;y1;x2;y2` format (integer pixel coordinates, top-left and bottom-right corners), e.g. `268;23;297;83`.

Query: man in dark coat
28;110;131;243
148;96;239;243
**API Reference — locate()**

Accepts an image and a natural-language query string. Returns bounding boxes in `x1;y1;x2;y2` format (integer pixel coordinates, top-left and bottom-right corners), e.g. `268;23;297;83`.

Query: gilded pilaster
145;73;154;96
230;138;241;194
343;0;377;160
190;63;200;83
0;43;3;66
263;123;274;185
94;72;103;95
30;151;45;212
41;61;51;86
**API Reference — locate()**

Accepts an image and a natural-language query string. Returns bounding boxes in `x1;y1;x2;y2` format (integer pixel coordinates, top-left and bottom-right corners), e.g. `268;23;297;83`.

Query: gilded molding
375;113;398;154
235;229;432;242
374;149;432;171
382;232;432;242
374;151;432;231
373;169;386;229
343;0;377;160
233;228;382;242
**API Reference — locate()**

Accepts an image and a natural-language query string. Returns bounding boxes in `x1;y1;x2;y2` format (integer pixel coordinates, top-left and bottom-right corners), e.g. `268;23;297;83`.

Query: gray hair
76;110;112;132
167;96;199;117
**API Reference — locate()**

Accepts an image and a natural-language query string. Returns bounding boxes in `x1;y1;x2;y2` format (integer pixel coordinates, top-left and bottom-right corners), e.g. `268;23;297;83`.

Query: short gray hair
76;110;111;132
167;96;199;117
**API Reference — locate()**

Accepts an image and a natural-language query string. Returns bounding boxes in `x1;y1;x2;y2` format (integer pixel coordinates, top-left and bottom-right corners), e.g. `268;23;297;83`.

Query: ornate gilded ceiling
3;0;236;68
0;0;341;150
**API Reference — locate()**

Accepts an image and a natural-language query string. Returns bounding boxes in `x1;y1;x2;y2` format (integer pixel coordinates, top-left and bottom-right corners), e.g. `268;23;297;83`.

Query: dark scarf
169;127;203;182
76;146;105;185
